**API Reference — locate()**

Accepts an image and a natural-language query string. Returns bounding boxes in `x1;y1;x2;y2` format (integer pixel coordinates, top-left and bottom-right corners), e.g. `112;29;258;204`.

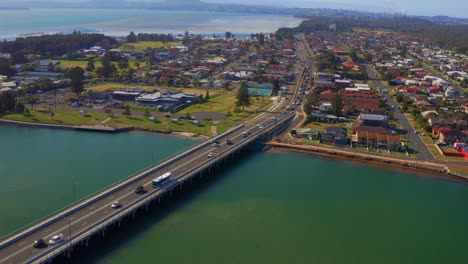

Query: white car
208;153;214;158
111;201;121;208
49;234;64;245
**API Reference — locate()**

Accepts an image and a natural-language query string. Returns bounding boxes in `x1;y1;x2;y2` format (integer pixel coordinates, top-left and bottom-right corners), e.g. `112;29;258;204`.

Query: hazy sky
2;0;467;18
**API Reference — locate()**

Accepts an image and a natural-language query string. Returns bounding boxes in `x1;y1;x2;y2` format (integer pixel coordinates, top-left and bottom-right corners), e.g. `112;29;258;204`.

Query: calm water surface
0;8;304;39
1;126;467;263
0;125;195;237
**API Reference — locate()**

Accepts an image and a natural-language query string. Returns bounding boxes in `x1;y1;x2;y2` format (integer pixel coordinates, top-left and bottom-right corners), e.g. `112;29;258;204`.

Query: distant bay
0;8;304;40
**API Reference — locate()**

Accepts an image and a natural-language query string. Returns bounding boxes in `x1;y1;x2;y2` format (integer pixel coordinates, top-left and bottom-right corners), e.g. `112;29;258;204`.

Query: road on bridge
0;41;310;264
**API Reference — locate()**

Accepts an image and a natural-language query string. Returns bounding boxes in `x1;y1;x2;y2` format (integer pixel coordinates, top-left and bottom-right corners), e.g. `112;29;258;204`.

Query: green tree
0;60;16;77
25;96;38;111
225;32;233;39
38;78;53;91
236;82;251;111
331;94;343;116
271;80;280;96
68;67;85;96
303;92;318;114
86;59;95;72
48;107;55;120
205;90;210;100
126;31;138;43
122;106;131;118
0;91;15;113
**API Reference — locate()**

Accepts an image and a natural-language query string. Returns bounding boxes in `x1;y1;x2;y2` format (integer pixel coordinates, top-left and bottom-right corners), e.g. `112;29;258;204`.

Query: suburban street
364;64;438;162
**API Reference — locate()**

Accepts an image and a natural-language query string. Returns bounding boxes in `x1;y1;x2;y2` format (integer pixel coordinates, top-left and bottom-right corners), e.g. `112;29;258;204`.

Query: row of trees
126;32;176;43
0;32;118;57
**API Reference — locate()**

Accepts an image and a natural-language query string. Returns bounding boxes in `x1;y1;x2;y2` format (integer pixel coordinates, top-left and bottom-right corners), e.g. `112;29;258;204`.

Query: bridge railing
0;124;246;250
27;112;296;263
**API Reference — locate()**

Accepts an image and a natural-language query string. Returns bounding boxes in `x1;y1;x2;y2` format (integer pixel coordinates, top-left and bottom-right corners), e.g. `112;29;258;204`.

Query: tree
38;78;53;91
303;92;318;114
331;94;343;116
0;91;15;113
271;80;280;96
118;59;129;71
236;82;251;111
48;63;55;72
144;110;151;118
225;32;233;39
68;67;85;96
122;106;131;117
25;96;38;111
48;107;55;120
258;33;265;45
135;62;140;69
0;60;16;77
205;90;210;100
126;32;138;43
86;59;95;72
95;66;104;80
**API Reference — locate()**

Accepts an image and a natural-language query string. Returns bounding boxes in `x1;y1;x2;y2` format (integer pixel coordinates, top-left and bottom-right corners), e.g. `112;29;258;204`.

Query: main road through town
0;40;311;264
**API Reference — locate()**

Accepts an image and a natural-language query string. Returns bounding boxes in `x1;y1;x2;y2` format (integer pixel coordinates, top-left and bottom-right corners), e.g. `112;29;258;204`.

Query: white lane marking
81;222;88;226
18;241;26;246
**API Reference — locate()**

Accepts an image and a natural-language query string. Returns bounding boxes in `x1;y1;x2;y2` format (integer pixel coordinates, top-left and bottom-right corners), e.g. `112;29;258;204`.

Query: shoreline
0;118;209;140
266;142;468;184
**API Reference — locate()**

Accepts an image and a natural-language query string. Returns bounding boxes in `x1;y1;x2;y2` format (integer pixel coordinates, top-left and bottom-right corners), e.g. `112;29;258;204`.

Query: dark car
134;185;145;194
33;239;47;249
226;140;234;145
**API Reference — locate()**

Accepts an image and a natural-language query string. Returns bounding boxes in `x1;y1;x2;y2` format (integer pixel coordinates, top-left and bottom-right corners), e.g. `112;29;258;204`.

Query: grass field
119;41;180;51
58;59;146;71
107;115;211;135
1;109;108;126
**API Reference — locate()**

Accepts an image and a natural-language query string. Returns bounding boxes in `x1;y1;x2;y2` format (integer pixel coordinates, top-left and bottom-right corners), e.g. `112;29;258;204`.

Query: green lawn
119;41;181;51
427;145;446;160
58;59;146;71
107;115;211;135
1;109;108;126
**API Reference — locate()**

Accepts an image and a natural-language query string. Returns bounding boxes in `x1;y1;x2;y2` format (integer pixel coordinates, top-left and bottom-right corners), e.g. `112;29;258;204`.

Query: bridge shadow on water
54;145;264;264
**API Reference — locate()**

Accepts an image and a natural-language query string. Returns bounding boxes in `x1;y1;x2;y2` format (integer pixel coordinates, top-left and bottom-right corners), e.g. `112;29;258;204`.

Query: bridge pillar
118;220;121;228
132;211;136;219
85;239;89;247
66;250;71;258
102;229;106;237
145;203;149;211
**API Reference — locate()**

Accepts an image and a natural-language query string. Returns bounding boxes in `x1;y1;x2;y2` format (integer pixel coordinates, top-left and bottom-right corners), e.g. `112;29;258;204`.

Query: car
48;234;63;246
134;185;145;194
226;140;234;145
208;152;214;158
111;201;121;209
414;130;419;134
212;142;220;147
33;238;47;249
258;125;264;129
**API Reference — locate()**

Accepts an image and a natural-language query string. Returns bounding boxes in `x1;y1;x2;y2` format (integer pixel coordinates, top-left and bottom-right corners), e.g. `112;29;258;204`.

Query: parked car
48;234;64;246
33;239;47;248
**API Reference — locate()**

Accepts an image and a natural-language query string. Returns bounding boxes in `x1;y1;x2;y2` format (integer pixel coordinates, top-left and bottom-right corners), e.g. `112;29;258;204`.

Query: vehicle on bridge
33;239;47;249
48;234;63;246
242;131;250;138
111;201;121;209
226;139;234;145
152;172;172;188
134;185;145;194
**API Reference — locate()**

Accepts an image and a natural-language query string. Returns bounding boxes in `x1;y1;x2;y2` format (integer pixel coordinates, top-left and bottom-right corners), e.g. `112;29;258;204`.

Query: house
357;114;388;127
439;130;461;144
321;127;348;145
290;128;320;140
35;60;60;72
352;126;400;150
112;91;142;101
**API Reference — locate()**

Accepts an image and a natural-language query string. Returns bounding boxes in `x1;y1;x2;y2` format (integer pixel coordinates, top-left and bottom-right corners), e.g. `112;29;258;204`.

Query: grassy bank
1;109;108;126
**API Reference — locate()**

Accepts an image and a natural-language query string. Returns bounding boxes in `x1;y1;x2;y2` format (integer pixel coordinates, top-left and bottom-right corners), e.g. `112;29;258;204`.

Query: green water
0;126;195;237
1;126;468;263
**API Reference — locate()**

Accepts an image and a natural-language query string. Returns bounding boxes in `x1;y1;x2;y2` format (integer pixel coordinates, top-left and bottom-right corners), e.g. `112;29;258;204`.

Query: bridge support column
145;203;149;211
132;211;136;219
85;239;89;247
102;229;106;237
66;250;71;258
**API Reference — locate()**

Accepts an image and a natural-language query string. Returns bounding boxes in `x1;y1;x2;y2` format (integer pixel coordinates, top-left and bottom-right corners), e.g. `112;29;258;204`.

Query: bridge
0;85;305;264
0;35;314;264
